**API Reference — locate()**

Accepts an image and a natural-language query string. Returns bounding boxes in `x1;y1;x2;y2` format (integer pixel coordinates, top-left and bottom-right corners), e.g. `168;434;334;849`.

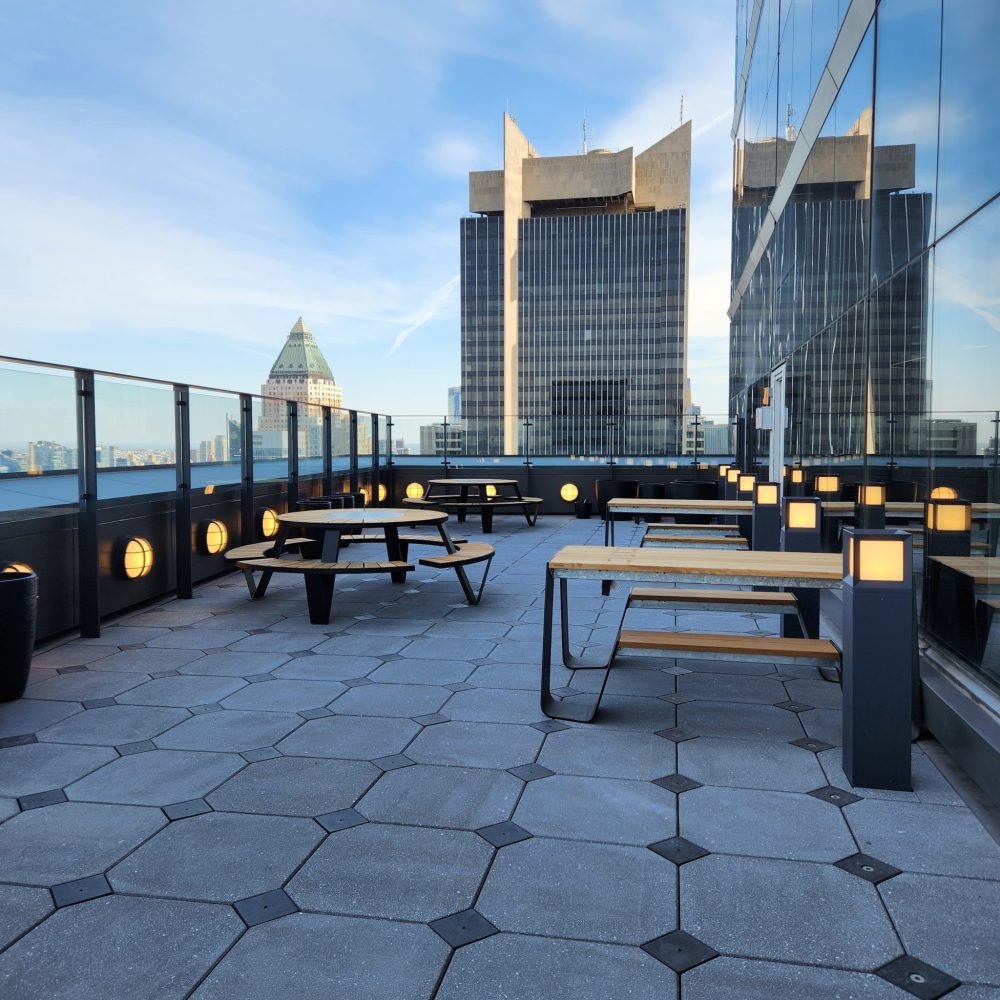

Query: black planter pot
668;479;719;525
574;499;593;519
0;571;37;702
595;480;640;521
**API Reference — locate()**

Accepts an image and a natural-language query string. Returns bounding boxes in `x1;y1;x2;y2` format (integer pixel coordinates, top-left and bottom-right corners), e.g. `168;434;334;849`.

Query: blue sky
0;0;736;417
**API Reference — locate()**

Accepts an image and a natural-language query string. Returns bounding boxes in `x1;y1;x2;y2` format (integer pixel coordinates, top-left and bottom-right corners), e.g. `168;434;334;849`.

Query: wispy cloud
388;276;460;354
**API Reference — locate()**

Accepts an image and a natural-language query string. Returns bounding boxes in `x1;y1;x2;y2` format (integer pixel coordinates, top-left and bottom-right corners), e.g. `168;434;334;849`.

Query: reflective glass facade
730;0;999;687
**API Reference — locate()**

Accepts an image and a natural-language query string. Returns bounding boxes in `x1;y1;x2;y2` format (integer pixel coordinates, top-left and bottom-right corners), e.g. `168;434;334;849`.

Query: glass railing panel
251;394;288;483
0;361;78;511
189;389;242;491
296;402;325;479
331;409;351;475
93;375;175;499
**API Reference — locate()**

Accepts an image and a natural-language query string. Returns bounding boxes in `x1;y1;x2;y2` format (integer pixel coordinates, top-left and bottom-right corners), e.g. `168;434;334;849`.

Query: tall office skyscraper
257;317;343;458
461;114;691;456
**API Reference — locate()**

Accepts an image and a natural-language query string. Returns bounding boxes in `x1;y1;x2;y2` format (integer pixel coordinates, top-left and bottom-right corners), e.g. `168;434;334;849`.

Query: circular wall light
560;483;579;502
406;482;425;499
359;487;370;506
929;486;958;500
199;519;229;555
378;484;388;503
259;508;279;539
0;561;33;574
485;485;498;498
119;537;154;580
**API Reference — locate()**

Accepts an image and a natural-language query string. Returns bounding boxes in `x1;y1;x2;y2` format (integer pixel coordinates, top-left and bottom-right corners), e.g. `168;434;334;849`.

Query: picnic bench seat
645;523;741;536
615;629;841;667
403;496;541;531
225;539;313;596
234;556;414;624
417;542;495;605
641;534;749;550
626;587;798;615
339;533;467;558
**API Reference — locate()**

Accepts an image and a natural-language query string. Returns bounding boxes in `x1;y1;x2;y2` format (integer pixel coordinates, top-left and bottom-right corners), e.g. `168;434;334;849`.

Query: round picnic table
276;507;455;574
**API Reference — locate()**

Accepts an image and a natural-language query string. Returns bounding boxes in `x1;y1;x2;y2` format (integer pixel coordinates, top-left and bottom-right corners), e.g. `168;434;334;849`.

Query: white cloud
423;135;491;178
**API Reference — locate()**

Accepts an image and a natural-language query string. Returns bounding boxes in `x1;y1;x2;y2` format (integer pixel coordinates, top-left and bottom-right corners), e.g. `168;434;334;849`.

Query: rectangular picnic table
540;544;843;722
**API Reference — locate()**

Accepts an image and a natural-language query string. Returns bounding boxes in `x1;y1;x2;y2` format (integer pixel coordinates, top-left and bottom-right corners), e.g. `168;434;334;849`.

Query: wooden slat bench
615;629;841;668
235;556;414;624
417;542;495;605
627;587;798;615
645;523;741;537
403;497;541;532
339;533;468;559
641;534;749;550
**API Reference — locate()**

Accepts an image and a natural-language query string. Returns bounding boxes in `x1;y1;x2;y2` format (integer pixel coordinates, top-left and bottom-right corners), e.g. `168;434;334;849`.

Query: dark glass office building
462;114;691;456
730;0;998;791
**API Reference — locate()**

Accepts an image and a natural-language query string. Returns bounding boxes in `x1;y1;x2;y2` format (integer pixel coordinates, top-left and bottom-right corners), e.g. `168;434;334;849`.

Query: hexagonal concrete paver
0;742;117;798
84;647;204;673
514;774;675;846
683;957;905;1000
154;710;303;753
37;705;189;747
677;701;805;742
407;721;542;769
0;895;242;1000
0;884;53;950
220;678;346;713
177;651;290;677
681;786;857;862
207;756;378;816
443;688;546;725
0;801;165;885
358;764;520;829
537;728;676;781
398;637;497;661
0;699;82;739
678;736;827;792
276;715;420;759
476;837;676;945
191;913;449;1000
331;683;449;718
273;655;383;681
437;933;678;1000
682;854;901;968
116;674;247;707
880;872;1000;985
25;671;150;703
287;822;493;921
845;798;1000;879
108;811;323;902
368;658;477;686
65;749;245;806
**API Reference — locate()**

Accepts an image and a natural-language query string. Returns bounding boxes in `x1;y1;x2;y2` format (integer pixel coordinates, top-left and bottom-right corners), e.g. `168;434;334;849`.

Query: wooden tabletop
427;479;518;486
606;498;751;513
930;556;999;585
823;501;1000;517
279;508;447;527
549;544;843;586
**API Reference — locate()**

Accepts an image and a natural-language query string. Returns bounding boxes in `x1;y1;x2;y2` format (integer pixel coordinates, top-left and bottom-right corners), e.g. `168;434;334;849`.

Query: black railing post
75;369;100;637
441;416;451;474
349;411;359;492
174;384;193;599
371;414;381;505
322;406;333;496
240;394;254;543
287;400;299;509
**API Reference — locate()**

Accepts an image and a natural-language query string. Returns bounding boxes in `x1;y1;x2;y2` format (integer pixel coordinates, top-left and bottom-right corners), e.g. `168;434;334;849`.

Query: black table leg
384;525;407;583
304;574;335;624
457;485;469;522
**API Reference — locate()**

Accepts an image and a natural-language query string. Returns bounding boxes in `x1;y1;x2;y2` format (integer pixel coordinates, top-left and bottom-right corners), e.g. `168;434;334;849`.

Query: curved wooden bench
616;629;840;667
339;533;467;558
224;539;311;561
417;542;495;605
235;556;414;625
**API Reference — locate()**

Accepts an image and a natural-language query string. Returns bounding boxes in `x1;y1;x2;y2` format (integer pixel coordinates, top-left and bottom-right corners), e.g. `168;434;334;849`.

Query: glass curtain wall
730;0;999;684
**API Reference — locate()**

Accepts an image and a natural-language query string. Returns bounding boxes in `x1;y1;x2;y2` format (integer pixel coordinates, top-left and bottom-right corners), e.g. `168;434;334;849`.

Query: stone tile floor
1;515;999;999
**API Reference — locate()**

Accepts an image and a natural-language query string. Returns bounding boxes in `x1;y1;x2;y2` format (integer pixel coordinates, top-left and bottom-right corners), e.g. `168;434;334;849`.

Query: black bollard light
841;528;914;791
781;497;823;639
736;472;756;541
855;484;886;530
752;482;781;551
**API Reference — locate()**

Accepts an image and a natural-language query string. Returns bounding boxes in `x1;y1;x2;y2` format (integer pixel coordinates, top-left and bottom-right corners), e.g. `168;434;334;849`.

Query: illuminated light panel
930;486;958;500
860;485;886;506
815;475;839;494
786;501;818;530
854;538;905;583
122;538;154;580
203;520;228;555
405;482;425;499
755;484;779;505
560;483;579;503
927;502;971;532
260;509;279;538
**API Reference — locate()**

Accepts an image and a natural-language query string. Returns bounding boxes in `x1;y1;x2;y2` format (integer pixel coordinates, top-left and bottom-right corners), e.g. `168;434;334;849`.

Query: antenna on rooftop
679;94;684;127
785;97;797;141
581;116;590;154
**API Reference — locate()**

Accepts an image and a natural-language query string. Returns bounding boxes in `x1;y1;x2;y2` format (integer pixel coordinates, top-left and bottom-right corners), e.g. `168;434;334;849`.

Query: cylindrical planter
595;480;640;521
668;479;719;525
574;499;593;519
0;571;37;702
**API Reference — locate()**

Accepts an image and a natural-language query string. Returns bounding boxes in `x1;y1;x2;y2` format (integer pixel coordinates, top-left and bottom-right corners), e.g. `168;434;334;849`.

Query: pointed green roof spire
268;317;335;381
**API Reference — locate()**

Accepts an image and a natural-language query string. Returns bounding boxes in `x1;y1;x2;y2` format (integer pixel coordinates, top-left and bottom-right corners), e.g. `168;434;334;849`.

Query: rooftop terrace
1;515;998;999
